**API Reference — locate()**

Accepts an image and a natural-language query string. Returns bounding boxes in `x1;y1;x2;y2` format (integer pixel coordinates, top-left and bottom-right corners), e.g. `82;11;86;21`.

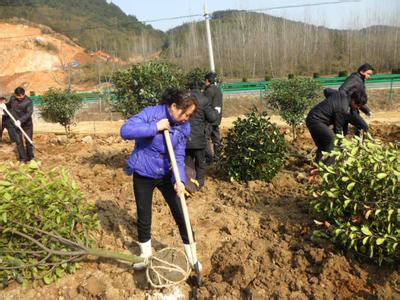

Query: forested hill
164;10;400;77
0;0;164;59
0;2;398;77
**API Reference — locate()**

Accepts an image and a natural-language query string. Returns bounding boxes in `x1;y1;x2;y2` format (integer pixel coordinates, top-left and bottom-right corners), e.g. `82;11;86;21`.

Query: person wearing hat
185;80;218;189
203;72;223;163
306;89;367;165
339;63;374;135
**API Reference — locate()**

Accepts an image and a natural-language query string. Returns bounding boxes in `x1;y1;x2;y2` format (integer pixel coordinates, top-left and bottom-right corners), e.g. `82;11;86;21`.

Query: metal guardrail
220;73;400;92
30;92;105;106
29;74;400;105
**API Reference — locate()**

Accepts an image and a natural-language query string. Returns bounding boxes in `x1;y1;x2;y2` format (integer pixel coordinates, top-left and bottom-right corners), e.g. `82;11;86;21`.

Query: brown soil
0;98;400;299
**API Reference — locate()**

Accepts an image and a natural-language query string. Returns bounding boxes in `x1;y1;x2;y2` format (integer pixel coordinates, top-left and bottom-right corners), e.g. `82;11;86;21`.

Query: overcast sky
111;0;399;32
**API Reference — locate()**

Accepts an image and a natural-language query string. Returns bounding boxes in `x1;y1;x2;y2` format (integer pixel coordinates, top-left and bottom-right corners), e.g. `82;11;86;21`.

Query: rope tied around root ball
146;247;191;288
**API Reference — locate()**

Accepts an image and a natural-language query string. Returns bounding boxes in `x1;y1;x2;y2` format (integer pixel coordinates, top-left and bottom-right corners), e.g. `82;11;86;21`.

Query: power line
142;13;202;24
0;0;364;41
248;0;361;12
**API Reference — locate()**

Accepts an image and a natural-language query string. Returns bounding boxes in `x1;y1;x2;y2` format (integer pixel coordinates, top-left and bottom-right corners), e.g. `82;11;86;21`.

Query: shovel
2;106;42;153
163;129;202;286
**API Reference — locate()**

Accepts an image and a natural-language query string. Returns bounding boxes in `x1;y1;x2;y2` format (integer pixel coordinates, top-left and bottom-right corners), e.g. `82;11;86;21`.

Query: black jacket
322;88;368;133
306;90;352;134
204;84;223;125
7;96;33;126
186;89;218;149
339;72;371;115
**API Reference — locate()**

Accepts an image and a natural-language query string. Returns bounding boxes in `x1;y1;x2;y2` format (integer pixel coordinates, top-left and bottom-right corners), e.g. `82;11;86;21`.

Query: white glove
0;103;6;110
15;120;21;127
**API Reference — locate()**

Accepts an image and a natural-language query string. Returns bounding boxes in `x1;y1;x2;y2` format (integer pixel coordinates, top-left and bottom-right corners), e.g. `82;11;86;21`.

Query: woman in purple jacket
120;88;198;269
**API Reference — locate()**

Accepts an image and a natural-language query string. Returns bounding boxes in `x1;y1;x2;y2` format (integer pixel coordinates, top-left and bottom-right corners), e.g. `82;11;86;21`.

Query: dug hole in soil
1;94;400;299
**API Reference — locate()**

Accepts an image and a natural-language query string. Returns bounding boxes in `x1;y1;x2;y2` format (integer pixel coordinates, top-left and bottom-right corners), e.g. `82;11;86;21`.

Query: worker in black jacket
306;89;367;165
6;87;34;162
186;80;218;188
339;63;374;134
203;72;223;163
0;96;15;144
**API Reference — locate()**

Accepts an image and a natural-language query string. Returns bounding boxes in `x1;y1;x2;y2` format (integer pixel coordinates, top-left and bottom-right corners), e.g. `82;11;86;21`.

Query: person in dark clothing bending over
203;72;223;163
185;80;218;188
6;87;34;162
306;89;367;165
339;63;374;135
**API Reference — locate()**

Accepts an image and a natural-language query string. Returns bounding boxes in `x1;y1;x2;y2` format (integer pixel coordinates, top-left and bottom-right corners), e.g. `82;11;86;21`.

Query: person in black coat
339;63;374;135
306;89;367;165
203;72;223;163
185;80;218;188
0;96;15;144
6;87;34;162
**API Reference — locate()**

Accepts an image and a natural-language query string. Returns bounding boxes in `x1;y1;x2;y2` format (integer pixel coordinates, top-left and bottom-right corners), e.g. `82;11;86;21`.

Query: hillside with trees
0;2;398;79
0;0;164;60
164;10;400;77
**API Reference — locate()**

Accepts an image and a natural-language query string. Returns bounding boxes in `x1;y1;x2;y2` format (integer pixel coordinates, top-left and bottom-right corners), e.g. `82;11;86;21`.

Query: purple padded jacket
120;104;189;184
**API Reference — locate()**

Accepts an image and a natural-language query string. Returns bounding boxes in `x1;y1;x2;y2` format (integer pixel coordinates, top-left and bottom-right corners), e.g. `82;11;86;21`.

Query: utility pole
204;4;215;72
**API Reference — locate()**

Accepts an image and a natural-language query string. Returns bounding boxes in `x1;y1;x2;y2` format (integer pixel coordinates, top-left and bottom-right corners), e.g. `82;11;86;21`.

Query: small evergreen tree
265;77;321;140
218;108;287;182
111;61;183;118
40;88;83;134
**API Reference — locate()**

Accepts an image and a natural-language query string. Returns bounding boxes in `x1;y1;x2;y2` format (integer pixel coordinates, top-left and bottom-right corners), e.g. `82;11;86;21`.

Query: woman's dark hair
160;88;198;112
357;63;374;73
351;89;367;106
0;96;6;101
14;87;25;95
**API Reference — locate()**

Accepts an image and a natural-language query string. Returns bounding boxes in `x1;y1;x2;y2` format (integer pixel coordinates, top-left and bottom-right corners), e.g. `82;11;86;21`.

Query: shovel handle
163;130;195;244
163;129;201;277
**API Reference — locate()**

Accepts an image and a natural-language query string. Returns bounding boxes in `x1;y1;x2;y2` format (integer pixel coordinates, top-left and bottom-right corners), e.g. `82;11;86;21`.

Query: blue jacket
120;104;189;184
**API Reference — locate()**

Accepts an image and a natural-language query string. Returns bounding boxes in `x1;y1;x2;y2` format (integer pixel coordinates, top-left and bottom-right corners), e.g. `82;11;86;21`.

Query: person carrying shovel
120;88;202;278
0;87;34;162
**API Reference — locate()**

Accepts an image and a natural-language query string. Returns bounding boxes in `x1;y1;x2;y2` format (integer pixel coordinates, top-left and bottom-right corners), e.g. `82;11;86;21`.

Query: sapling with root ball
0;162;188;288
311;135;400;264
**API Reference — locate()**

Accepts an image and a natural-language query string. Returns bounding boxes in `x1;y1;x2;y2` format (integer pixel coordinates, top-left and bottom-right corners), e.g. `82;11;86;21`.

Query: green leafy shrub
218;108;287;182
338;70;348;77
288;74;295;79
265;77;321;140
311;136;400;264
313;72;320;78
111;61;183;118
40;88;83;134
0;161;99;286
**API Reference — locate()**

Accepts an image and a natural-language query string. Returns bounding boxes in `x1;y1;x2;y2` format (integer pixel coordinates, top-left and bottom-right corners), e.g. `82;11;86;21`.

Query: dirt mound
0;21;121;94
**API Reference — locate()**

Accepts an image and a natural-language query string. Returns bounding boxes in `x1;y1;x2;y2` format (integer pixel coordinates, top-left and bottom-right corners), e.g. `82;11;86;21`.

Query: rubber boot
184;243;202;271
133;240;152;270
